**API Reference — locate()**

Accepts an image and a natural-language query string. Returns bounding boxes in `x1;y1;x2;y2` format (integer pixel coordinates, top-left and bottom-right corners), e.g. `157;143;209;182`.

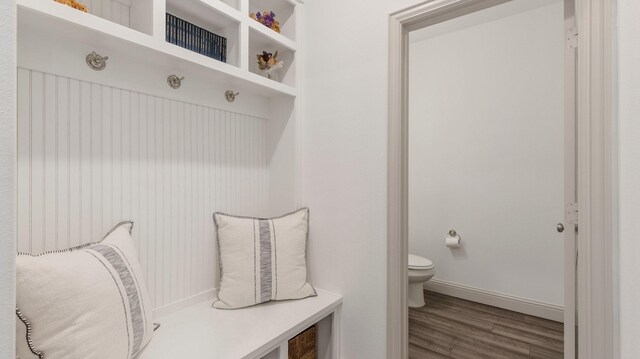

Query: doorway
406;1;571;357
387;0;617;358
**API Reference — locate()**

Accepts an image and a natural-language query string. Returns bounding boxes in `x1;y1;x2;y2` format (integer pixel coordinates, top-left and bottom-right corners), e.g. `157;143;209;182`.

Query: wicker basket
288;325;317;359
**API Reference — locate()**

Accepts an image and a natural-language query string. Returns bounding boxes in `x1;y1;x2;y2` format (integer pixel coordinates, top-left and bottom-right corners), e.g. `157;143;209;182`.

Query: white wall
408;1;565;306
0;0;16;357
618;0;640;357
301;0;420;357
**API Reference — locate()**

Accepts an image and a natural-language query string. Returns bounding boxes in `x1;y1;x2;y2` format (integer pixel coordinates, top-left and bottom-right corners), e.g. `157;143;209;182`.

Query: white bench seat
139;289;342;359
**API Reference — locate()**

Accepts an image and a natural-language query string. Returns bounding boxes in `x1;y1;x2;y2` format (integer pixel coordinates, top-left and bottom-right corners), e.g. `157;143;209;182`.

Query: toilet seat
408;254;434;270
408;254;435;308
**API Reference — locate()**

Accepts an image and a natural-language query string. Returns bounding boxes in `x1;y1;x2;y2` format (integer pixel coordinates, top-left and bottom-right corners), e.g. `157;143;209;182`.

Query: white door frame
387;0;618;358
0;0;17;358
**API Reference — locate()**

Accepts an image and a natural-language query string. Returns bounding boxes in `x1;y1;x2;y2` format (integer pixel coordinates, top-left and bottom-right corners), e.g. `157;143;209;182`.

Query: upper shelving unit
17;0;298;98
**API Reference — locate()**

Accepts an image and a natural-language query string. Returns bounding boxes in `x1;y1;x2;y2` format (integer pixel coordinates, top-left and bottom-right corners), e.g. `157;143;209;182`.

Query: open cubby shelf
83;0;154;35
166;0;241;67
249;25;295;86
248;0;295;42
18;0;298;98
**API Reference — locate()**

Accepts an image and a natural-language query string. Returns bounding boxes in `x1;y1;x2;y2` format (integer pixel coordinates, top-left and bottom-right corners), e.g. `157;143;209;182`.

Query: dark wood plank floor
409;291;564;359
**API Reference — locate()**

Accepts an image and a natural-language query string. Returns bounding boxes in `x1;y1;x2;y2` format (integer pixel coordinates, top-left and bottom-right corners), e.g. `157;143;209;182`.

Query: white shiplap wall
16;68;270;309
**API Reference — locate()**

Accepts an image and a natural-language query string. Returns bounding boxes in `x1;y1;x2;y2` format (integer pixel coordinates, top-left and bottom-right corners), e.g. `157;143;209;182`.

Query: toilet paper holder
446;229;462;248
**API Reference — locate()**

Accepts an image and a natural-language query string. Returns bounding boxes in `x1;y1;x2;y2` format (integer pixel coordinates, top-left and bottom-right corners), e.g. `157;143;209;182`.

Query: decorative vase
260;61;284;81
260;68;279;81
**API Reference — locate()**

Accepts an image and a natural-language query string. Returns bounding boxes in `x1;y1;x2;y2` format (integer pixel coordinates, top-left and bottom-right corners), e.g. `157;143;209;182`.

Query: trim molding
0;0;17;357
576;0;618;357
387;7;408;359
424;279;564;323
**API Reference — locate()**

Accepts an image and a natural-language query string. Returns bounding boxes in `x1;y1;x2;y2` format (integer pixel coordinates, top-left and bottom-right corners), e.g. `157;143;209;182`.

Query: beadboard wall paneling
16;68;270;309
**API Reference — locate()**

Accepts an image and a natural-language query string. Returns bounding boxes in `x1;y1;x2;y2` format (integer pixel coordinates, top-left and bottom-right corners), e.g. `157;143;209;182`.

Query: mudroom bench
139;289;342;359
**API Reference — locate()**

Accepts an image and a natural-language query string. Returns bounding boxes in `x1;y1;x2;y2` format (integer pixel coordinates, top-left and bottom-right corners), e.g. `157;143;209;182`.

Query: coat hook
225;90;239;103
167;75;185;89
86;51;109;71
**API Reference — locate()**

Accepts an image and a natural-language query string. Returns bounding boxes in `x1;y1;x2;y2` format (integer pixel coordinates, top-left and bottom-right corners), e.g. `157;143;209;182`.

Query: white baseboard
424;279;564;323
153;288;217;318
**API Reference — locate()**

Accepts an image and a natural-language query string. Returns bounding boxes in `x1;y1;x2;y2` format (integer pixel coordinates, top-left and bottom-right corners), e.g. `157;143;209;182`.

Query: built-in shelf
166;0;241;67
215;0;242;13
249;25;295;86
17;0;297;98
249;0;295;42
80;0;154;35
247;20;296;52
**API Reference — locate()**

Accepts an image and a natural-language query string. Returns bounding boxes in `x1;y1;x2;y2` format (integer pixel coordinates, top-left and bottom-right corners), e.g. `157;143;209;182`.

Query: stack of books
166;13;227;63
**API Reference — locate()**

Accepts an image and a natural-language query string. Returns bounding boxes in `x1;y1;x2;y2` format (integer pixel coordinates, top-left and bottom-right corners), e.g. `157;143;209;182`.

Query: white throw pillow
213;208;316;309
16;221;154;359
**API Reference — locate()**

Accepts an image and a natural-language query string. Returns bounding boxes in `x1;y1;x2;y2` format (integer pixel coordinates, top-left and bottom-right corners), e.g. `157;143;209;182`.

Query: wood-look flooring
409;291;564;359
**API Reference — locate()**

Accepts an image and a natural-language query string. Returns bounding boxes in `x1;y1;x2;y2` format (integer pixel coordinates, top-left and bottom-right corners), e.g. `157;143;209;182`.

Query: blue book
190;23;195;51
221;37;227;63
204;29;209;56
214;34;220;60
172;16;177;45
196;26;202;55
181;18;186;48
196;25;202;54
171;14;177;45
207;32;214;58
181;20;186;49
175;17;181;47
202;29;208;57
166;13;170;43
186;22;192;51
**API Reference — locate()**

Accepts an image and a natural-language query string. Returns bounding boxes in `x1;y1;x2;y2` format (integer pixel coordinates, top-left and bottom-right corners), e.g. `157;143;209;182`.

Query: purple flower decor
250;11;281;33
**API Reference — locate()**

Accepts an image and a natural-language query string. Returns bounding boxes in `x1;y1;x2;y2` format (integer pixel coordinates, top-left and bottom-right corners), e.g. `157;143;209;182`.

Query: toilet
408;254;436;308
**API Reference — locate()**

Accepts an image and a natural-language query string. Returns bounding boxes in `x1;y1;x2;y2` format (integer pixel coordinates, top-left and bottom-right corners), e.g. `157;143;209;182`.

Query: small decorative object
167;75;184;89
257;51;284;80
225;90;239;103
55;0;88;12
250;11;281;33
85;51;108;71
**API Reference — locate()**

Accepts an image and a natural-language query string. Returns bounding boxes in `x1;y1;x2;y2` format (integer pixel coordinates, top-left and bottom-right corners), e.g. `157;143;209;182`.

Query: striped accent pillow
213;208;316;309
16;221;154;359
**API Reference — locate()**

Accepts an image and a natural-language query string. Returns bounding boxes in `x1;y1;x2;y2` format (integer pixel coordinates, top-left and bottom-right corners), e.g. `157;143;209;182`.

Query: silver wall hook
225;90;240;103
86;51;109;71
167;75;185;89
